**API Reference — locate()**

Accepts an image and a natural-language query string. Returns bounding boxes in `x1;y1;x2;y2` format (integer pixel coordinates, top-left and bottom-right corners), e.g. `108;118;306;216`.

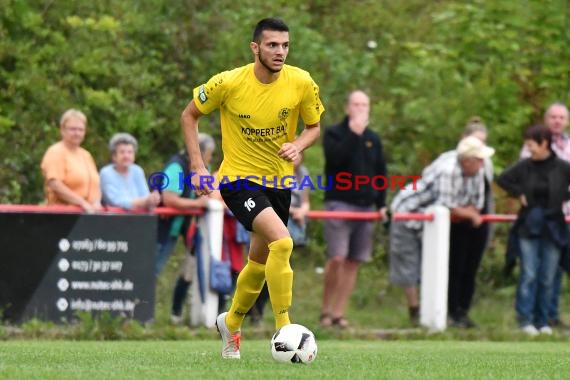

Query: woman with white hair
100;132;160;209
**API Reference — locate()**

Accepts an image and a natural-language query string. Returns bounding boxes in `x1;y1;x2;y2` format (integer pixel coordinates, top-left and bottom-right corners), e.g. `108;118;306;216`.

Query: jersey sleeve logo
198;84;208;104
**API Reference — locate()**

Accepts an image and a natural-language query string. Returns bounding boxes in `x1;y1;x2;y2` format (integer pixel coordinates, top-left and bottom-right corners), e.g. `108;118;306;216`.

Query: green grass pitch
1;340;569;379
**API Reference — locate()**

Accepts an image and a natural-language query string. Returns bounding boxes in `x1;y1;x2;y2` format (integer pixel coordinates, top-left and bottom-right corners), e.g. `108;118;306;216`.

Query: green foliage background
2;0;570;206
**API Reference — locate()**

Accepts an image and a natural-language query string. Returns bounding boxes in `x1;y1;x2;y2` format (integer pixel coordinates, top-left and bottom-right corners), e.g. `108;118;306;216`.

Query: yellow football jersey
193;63;324;188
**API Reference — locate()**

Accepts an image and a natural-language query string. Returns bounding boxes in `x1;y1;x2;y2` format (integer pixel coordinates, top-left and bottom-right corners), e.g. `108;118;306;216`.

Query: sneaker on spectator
449;315;477;329
548;318;569;329
539;326;553;335
216;312;241;359
170;314;183;325
520;324;539;336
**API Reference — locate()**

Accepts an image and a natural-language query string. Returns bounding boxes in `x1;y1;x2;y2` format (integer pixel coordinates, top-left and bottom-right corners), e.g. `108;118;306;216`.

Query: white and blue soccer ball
270;323;318;364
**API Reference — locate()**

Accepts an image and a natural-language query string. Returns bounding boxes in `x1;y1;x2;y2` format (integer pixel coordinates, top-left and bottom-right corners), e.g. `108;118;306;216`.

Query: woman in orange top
41;109;101;212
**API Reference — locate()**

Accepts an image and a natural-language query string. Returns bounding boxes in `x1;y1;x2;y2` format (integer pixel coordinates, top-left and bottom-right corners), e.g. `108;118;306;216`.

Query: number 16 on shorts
244;197;256;212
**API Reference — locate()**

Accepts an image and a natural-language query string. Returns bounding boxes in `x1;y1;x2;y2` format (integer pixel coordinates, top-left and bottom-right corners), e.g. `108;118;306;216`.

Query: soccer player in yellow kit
181;18;324;359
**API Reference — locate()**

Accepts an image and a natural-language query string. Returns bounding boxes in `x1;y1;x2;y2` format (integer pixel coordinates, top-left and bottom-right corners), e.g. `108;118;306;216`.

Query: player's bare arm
181;100;213;195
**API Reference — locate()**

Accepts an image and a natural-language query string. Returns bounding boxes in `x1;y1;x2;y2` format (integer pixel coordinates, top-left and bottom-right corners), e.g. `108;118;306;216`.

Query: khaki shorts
324;200;375;263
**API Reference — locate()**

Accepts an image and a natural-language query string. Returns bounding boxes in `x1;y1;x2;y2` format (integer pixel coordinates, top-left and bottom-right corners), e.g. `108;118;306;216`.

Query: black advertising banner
0;212;156;323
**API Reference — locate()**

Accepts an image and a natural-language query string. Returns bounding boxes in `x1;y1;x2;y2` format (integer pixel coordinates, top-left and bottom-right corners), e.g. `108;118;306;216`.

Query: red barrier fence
0;205;428;220
2;204;569;222
0;204;204;216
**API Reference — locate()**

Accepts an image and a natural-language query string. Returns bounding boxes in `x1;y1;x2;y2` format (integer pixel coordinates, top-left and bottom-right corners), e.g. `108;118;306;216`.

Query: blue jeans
548;224;570;321
548;267;562;321
155;237;178;276
516;237;561;328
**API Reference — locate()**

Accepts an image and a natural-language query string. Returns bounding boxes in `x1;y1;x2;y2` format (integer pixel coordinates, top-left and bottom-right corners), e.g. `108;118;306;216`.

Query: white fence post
190;199;224;328
420;205;450;332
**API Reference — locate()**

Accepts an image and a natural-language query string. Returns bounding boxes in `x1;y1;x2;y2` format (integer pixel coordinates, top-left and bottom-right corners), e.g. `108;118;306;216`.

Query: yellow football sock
225;258;266;332
265;237;294;329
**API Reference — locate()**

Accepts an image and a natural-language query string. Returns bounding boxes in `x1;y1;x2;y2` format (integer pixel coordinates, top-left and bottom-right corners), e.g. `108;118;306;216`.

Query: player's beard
259;50;283;74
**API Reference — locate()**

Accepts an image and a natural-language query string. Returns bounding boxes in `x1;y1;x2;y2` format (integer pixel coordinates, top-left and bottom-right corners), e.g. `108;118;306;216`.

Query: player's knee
268;237;294;259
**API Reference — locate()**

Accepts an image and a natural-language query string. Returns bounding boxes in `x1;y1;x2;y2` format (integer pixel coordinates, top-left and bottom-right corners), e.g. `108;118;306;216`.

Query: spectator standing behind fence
519;102;570;329
155;136;211;277
390;136;494;327
320;90;387;328
171;167;248;325
498;125;570;336
99;133;160;210
41;109;101;212
168;133;216;324
430;117;494;328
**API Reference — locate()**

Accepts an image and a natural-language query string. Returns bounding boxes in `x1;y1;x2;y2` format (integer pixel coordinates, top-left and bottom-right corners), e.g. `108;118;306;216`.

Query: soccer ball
270;324;317;364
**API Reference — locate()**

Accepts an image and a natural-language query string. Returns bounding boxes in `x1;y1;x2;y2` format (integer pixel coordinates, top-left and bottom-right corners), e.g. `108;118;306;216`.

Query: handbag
235;221;251;244
209;235;233;294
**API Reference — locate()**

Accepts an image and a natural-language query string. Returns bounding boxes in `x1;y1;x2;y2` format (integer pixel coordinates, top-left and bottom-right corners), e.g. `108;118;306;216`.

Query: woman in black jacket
497;125;570;336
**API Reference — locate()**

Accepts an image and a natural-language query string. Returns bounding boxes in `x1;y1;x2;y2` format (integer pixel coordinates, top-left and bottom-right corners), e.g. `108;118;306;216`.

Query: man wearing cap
389;136;495;327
